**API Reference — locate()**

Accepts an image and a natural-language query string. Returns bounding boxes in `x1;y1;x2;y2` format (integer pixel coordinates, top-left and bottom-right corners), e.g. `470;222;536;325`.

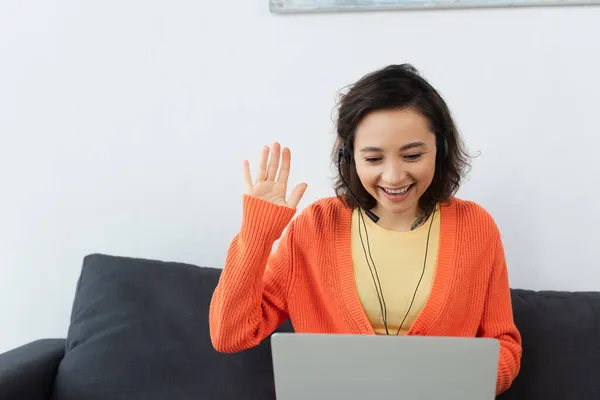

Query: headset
336;134;447;335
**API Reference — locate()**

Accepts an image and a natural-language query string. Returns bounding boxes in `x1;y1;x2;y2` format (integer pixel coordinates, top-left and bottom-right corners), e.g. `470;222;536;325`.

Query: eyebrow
359;141;426;153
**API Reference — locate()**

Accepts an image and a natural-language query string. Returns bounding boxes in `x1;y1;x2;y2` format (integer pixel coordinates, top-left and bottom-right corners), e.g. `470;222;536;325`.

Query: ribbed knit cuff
239;194;297;243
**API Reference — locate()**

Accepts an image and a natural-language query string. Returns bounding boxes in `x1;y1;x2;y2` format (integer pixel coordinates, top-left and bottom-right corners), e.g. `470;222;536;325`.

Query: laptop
270;333;500;400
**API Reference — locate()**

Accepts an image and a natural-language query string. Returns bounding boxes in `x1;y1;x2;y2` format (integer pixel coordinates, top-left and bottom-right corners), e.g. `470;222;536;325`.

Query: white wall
1;0;599;352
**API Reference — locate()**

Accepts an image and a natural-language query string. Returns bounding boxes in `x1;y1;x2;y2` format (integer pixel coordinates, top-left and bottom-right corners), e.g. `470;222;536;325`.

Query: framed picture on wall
270;0;597;13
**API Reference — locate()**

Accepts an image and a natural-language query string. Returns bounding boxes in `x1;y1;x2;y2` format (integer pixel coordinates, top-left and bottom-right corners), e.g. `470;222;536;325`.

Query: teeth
383;185;410;194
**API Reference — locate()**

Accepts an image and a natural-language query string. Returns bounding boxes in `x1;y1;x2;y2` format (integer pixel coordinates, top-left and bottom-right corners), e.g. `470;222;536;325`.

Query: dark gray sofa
1;254;599;399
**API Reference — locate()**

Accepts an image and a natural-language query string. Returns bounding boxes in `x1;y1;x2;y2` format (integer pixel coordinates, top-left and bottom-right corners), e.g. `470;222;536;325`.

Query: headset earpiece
337;148;344;164
339;142;352;165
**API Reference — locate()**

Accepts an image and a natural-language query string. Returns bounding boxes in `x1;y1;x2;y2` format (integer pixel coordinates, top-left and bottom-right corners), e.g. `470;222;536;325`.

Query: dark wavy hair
332;64;471;215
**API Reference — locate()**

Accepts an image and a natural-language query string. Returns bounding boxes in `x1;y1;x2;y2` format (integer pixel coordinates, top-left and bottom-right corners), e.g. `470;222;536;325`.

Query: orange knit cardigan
209;195;522;395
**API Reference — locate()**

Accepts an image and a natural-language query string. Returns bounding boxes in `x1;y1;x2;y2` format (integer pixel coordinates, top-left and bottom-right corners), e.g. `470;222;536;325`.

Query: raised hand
243;142;307;209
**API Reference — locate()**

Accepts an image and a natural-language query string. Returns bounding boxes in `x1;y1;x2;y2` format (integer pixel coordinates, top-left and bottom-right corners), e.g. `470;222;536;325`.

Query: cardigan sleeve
478;233;523;395
209;195;297;353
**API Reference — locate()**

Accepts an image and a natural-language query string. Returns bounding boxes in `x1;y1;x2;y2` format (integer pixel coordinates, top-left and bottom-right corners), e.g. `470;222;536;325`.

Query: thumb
287;183;307;209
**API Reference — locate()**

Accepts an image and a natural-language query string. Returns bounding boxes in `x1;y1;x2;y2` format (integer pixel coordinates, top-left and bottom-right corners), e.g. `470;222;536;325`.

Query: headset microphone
337;147;379;223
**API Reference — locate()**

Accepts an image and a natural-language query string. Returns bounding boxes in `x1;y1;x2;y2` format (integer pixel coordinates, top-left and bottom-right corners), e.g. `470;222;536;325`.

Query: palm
244;143;307;209
249;181;286;205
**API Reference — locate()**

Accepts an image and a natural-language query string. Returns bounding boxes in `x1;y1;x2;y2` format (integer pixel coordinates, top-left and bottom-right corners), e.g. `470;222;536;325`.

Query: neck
372;204;422;232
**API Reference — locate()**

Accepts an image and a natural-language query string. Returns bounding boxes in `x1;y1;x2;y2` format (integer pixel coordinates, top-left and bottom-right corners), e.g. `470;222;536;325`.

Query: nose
381;159;407;185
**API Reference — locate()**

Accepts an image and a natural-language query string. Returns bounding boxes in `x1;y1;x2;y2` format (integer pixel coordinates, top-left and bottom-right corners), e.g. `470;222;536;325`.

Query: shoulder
450;197;494;221
287;196;349;237
294;196;348;225
448;197;501;240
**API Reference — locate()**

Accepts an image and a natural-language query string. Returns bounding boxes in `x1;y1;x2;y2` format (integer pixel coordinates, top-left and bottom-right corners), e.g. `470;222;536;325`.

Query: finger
257;146;269;182
266;142;281;181
243;160;252;192
287;183;307;209
277;147;291;184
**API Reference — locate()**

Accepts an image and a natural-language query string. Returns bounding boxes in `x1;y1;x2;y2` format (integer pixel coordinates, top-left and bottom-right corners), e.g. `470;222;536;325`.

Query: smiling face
353;107;437;225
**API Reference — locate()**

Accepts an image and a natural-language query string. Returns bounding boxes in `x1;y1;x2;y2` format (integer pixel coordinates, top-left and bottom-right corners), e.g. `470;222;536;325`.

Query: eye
364;157;382;163
404;153;423;161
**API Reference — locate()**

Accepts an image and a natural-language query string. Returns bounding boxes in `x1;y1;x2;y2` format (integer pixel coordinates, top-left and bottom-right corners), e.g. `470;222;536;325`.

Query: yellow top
351;204;441;335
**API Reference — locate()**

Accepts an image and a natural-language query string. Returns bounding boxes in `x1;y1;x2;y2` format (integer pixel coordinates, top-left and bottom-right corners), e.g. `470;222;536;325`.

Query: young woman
209;64;522;395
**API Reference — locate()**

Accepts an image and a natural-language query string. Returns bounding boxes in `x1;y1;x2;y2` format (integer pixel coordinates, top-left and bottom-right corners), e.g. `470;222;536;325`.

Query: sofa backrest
498;289;600;399
52;254;600;400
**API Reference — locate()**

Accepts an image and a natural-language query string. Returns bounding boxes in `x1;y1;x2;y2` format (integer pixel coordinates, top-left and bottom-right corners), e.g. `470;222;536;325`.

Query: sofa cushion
499;289;600;399
52;254;291;400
